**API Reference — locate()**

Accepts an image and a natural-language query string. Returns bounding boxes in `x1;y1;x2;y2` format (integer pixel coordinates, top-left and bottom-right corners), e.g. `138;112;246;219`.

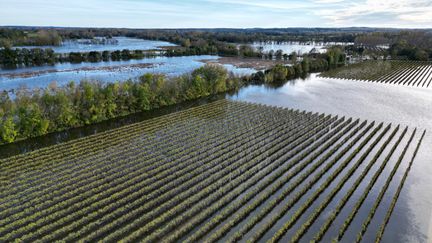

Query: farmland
321;61;432;88
0;100;425;242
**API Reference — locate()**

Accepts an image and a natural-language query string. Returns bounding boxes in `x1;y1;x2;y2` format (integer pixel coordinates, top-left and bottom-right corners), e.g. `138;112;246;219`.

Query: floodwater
13;37;177;53
0;56;256;91
0;72;430;242
251;41;352;55
228;74;432;242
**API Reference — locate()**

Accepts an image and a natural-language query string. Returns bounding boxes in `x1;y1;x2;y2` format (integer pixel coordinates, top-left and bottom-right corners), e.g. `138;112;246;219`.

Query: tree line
0;64;240;144
1;43;345;68
0;58;332;144
0;48;160;67
2;27;432;62
0;29;62;47
350;31;432;61
250;58;331;84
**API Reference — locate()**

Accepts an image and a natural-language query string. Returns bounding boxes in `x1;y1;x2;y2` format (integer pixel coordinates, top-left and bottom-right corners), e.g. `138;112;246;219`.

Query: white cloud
0;0;431;28
313;0;345;3
204;0;314;11
316;0;432;27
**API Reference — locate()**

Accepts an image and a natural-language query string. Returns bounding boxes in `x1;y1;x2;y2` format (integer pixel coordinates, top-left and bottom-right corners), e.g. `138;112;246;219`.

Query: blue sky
0;0;431;28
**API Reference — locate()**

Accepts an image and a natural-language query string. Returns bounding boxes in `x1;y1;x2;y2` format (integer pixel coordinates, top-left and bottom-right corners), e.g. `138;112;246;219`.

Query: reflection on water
228;74;432;242
0;56;257;91
14;37;177;53
0;72;429;242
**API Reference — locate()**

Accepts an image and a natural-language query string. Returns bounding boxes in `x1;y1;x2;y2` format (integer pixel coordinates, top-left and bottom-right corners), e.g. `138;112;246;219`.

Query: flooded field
0;55;256;91
0;71;430;242
228;74;432;242
251;41;351;55
1;100;424;242
14;37;177;53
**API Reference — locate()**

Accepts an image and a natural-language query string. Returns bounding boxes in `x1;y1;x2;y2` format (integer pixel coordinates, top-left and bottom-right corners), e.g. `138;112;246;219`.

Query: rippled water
228;74;432;242
13;37;177;53
0;56;256;91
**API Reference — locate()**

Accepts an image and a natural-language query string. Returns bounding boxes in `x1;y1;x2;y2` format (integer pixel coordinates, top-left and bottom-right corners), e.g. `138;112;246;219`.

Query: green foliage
266;64;288;82
238;45;259;58
0;57;334;144
390;38;431;61
0;29;62;47
249;58;328;84
0;100;423;242
290;51;298;62
326;46;346;67
0;48;158;67
0;116;17;143
0;65;240;144
16;103;50;138
301;57;310;73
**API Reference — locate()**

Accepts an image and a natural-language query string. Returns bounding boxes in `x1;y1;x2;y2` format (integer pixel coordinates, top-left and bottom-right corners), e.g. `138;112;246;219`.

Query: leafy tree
267;64;288;82
290;51;298;63
0;116;18;143
17;103;49;138
326;47;345;67
301;57;310;73
275;50;283;60
192;64;228;94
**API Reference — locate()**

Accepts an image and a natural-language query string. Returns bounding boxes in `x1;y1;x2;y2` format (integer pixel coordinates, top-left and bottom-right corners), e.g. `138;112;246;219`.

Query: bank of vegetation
0;26;348;67
0;29;62;47
0;48;161;67
0;57;333;144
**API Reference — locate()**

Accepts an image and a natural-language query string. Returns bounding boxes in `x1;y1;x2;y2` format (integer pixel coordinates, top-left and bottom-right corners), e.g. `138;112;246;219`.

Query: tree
0;39;12;49
87;51;101;62
414;49;429;61
275;49;283;60
268;64;288;82
17;103;49;138
182;39;191;48
0;116;18;143
326;47;345;67
134;83;151;111
290;51;298;63
192;64;228;94
301;57;310;73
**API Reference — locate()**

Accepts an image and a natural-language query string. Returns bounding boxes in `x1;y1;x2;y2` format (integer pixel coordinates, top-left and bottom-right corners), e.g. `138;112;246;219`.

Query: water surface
0;56;256;91
0;72;429;242
14;37;177;53
251;41;352;55
228;74;432;242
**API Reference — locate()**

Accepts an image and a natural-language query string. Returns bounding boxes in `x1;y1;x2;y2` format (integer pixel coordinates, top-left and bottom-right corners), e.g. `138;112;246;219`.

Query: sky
0;0;431;29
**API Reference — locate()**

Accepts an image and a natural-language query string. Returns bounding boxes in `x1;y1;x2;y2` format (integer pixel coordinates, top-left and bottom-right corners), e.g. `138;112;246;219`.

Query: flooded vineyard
0;100;425;242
